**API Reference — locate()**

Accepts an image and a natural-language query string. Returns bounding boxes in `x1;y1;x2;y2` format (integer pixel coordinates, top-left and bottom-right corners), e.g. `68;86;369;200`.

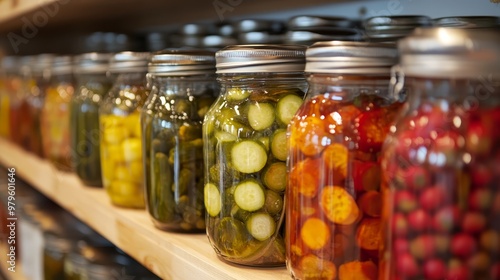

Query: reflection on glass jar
380;28;500;280
99;52;150;208
41;56;75;171
70;53;112;187
203;45;307;266
286;41;401;280
143;49;217;232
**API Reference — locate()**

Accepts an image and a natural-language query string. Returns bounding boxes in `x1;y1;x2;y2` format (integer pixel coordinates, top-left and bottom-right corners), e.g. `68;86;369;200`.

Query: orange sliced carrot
320;186;360;225
290;116;329;156
355;218;381;251
301;218;331;250
298;254;337;280
338;260;378;280
290;158;323;198
322;143;348;180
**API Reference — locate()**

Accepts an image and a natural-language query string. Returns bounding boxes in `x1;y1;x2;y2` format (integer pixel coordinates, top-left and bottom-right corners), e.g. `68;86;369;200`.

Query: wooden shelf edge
0;138;290;280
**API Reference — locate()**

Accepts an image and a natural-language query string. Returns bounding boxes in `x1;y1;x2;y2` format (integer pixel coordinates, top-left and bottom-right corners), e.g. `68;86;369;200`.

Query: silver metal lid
148;49;216;76
364;15;433;40
239;32;284;44
218;22;236;36
434;16;500;28
51;55;74;75
180;23;216;36
109;52;149;73
236;19;284;33
288;16;357;30
216;44;306;74
202;35;238;49
305;41;398;74
398;28;500;78
75;53;112;74
285;28;364;45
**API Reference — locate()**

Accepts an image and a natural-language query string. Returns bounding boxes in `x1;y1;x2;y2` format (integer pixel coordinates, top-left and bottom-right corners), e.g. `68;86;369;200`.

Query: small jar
143;49;217;232
41;56;75;171
203;45;307;266
43;230;74;280
0;56;19;139
99;52;150;208
363;15;432;42
286;41;401;280
380;28;500;280
70;53;112;187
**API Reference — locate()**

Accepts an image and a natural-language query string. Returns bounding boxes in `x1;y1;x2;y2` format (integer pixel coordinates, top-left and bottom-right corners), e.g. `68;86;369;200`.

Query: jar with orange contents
0;56;20;139
286;41;401;280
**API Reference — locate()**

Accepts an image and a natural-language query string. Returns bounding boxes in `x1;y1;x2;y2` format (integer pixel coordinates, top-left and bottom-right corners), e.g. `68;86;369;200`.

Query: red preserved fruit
290;158;323;198
409;235;436;260
358;191;382;218
461;212;487;234
353;160;381;192
433;206;461;233
392;213;409;237
399;165;431;191
394;190;418;213
355;218;381;251
467;252;491;272
324;103;361;135
290;116;330;156
447;259;469;280
420;185;447;211
435;235;451;255
479;230;500;255
394;238;409;255
468;188;493;211
411;106;448;138
451;233;477;258
396;253;419;278
465;121;493;157
424;258;447;280
338;260;378;280
322;143;348;183
354;109;390;153
470;163;494;187
491;262;500;280
408;209;431;232
428;131;465;167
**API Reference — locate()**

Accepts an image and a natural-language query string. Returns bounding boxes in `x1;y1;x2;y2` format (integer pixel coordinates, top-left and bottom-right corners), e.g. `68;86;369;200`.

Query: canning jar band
216;62;305;74
147;64;215;76
390;64;405;101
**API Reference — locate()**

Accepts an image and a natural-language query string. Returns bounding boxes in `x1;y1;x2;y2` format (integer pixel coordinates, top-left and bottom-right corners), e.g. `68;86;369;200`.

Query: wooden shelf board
0;138;290;280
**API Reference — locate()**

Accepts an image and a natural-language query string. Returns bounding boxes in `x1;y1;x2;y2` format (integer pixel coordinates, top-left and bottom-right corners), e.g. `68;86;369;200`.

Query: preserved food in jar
0;57;20;139
286;41;400;280
70;53;112;186
204;45;307;266
11;56;35;151
100;52;149;208
380;28;500;280
142;49;217;232
41;56;75;171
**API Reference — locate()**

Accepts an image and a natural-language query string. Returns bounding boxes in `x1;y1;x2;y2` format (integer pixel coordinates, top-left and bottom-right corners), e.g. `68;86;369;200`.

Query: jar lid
239;32;284;44
305;41;397;74
51;55;74;75
215;44;306;74
288;15;357;30
236;19;284;33
285;28;364;45
180;23;216;36
148;49;215;76
364;15;433;40
202;35;238;49
75;53;112;74
398;27;500;78
434;16;500;28
109;51;149;73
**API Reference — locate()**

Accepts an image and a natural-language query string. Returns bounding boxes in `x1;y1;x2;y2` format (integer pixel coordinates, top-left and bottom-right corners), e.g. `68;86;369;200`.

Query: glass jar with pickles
70;53;112;187
40;56;75;171
143;49;217;232
380;28;500;280
286;41;401;280
203;45;307;266
99;52;149;208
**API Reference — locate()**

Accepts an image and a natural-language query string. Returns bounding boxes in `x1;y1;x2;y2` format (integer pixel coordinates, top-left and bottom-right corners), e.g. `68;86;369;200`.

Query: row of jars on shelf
0;176;159;280
0;26;499;280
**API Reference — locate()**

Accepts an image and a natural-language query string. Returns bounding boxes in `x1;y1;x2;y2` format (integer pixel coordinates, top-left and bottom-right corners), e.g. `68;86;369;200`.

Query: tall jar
203;45;307;266
0;56;19;139
286;41;401;280
99;52;150;208
142;49;217;232
41;56;75;171
70;53;112;187
380;29;500;280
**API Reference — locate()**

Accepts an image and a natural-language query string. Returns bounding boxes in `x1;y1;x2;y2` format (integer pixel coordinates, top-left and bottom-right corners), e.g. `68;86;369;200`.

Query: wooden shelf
0;138;290;280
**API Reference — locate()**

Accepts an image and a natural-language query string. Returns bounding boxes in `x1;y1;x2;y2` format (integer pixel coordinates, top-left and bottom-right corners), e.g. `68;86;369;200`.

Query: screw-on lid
288;15;357;30
398;28;500;78
305;41;398;74
51;55;74;75
180;23;216;36
148;49;216;76
434;16;500;28
364;15;433;41
109;52;149;73
236;19;284;33
202;35;238;49
239;32;284;44
215;44;306;74
75;53;112;74
285;28;364;45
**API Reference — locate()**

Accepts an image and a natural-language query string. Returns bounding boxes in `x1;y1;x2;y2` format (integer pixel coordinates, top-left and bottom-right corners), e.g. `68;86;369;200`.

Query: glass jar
203;45;307;266
41;56;75;171
70;53;112;187
0;56;19;139
14;56;37;151
380;28;500;280
363;15;433;42
43;231;74;280
99;52;150;208
286;41;401;280
434;16;500;28
142;49;217;232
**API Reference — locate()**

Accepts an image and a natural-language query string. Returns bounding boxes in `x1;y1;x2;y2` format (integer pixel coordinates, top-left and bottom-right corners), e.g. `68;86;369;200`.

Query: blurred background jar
99;51;149;208
203;45;307;266
380;28;500;280
434;16;500;28
40;55;75;171
142;49;217;233
286;41;400;280
363;15;433;42
14;56;37;152
0;56;19;139
70;53;112;187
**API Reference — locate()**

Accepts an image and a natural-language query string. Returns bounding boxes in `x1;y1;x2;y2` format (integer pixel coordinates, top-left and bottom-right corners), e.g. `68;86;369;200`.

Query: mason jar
70;53;112;187
286;41;401;280
99;52;150;208
363;15;433;42
203;45;307;266
12;56;36;150
142;49;217;232
380;28;500;280
41;56;75;171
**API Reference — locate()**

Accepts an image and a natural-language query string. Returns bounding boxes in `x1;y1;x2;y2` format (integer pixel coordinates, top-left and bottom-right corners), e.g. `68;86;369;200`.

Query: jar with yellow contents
99;52;150;208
